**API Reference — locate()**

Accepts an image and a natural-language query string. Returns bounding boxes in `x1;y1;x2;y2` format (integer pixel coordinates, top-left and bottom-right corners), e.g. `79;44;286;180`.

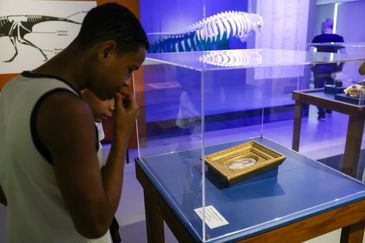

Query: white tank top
0;72;112;243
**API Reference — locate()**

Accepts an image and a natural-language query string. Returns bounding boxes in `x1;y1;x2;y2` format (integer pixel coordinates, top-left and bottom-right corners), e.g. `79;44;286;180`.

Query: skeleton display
198;49;262;67
149;11;263;53
0;15;80;62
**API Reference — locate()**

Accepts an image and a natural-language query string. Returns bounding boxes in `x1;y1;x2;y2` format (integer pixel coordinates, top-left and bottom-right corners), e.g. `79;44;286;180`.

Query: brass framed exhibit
204;141;285;185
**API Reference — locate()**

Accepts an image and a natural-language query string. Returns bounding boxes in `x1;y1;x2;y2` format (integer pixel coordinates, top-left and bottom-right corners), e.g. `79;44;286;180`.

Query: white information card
194;205;229;229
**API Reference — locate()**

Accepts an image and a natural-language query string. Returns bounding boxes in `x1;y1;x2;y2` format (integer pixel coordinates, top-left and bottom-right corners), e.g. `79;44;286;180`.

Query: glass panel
135;61;205;240
147;48;365;71
138;63;202;155
201;68;263;148
256;66;309;148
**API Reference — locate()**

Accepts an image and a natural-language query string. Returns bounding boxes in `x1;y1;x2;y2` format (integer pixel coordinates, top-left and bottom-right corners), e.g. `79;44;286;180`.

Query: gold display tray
204;141;286;185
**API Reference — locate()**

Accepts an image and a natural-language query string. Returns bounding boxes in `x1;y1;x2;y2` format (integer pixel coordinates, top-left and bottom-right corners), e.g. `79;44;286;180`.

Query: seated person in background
311;18;345;121
80;89;121;243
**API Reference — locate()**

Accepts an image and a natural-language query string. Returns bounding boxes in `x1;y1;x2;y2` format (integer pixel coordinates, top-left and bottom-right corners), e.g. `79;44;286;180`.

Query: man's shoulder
36;91;94;143
312;34;344;43
312;34;323;43
333;34;344;42
41;91;85;114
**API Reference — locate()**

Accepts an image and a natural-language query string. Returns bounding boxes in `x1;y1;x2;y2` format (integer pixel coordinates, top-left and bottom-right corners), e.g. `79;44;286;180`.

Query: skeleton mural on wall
149;11;263;53
0;15;81;62
0;1;96;74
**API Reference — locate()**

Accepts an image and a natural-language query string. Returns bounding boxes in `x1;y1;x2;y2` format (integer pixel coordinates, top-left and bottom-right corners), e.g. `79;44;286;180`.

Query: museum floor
1;106;365;243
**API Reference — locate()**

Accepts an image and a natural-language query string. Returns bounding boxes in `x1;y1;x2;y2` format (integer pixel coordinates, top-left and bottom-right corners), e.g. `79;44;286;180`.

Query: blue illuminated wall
314;0;365;84
140;0;247;33
315;0;365;42
139;0;311;139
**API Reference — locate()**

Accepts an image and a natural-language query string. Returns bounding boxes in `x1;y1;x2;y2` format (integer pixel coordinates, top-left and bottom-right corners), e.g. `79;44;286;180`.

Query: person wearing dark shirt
311;18;345;121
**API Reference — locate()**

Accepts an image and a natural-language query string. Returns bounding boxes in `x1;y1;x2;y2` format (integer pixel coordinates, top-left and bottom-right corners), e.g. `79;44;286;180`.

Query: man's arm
337;62;345;72
37;91;137;238
359;61;365;75
0;185;7;206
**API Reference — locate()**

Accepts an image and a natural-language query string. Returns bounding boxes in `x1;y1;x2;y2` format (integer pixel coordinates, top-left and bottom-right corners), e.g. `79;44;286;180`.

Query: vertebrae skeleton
149;11;263;53
0;15;80;62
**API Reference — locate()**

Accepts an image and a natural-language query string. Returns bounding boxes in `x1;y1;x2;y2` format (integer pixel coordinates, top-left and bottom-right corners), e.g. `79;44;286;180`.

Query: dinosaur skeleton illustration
0;15;80;62
149;11;263;53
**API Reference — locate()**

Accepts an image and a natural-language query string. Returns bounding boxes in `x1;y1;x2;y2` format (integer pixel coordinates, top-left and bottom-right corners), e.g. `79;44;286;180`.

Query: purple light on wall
140;0;247;34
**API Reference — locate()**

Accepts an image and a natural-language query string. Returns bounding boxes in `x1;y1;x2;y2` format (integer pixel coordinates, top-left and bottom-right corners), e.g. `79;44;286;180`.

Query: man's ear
97;40;117;62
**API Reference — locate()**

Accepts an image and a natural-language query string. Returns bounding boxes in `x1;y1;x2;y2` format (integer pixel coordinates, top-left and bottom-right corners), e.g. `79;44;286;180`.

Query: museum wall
336;1;365;42
314;0;365;83
0;0;142;146
2;0;365;88
0;0;139;90
140;0;248;50
314;0;365;42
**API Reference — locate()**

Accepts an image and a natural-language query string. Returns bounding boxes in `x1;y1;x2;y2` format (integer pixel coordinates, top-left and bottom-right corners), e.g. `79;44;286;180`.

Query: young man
0;3;149;243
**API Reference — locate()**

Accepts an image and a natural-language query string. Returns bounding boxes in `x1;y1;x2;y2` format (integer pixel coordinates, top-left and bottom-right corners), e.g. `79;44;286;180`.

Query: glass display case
134;47;365;242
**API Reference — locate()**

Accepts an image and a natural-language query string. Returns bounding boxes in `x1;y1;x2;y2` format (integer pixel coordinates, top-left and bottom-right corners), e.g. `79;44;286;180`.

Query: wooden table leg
144;190;165;243
292;100;303;151
136;162;195;243
340;221;365;243
341;115;365;177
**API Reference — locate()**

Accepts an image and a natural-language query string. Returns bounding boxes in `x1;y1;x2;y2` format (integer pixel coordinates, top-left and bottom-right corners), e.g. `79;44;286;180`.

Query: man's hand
113;91;138;138
0;185;7;206
359;61;365;75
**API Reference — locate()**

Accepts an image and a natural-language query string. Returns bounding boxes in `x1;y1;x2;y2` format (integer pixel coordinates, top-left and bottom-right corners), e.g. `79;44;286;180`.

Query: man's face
89;46;146;100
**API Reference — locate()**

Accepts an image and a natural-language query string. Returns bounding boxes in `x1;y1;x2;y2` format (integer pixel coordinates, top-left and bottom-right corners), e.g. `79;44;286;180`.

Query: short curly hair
73;3;149;53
